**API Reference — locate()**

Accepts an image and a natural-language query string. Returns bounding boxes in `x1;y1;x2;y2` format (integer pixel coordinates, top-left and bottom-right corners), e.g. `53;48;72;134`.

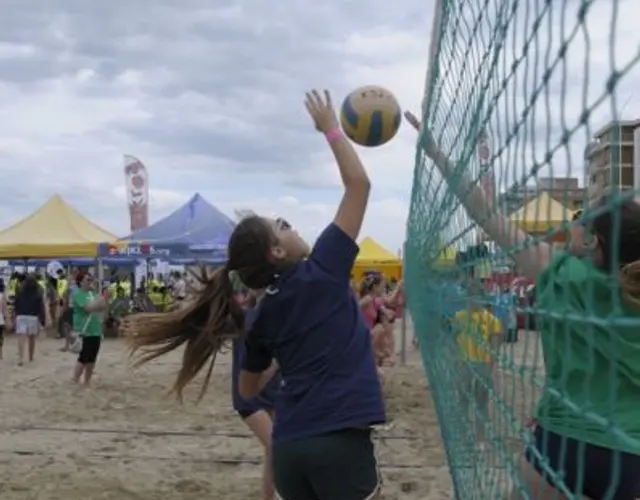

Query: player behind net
405;111;640;500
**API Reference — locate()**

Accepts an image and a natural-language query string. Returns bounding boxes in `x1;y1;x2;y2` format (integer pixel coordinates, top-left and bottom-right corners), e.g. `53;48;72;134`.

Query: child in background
453;287;503;447
106;287;130;335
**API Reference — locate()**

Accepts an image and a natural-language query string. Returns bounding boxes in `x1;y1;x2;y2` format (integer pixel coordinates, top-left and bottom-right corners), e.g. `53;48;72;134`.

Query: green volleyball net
405;0;640;497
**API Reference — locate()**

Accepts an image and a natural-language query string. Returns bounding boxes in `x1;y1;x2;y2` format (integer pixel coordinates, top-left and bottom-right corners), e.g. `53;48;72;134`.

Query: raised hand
404;110;421;131
304;89;339;134
404;110;438;159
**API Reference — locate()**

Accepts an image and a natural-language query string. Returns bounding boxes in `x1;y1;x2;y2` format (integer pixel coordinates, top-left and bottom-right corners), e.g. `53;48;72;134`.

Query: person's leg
17;335;25;365
73;363;84;383
243;410;275;500
371;325;386;365
73;337;88;383
27;316;39;362
0;325;4;359
472;364;492;445
381;323;395;366
27;335;36;362
82;338;101;386
15;316;26;365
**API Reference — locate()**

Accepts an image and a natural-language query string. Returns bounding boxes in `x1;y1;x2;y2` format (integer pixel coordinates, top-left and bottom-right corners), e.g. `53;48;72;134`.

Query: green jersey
535;253;640;454
72;290;103;338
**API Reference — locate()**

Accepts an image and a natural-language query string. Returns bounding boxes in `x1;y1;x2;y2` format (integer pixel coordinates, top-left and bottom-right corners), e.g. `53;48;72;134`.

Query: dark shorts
78;336;101;364
525;425;640;499
273;428;380;500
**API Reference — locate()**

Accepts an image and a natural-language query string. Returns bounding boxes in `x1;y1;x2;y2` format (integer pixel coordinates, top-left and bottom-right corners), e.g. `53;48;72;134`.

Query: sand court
0;335;454;500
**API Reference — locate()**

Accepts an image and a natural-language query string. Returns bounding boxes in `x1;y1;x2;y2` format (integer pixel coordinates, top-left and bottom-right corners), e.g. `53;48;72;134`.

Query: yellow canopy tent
509;191;572;235
353;237;402;281
0;194;118;258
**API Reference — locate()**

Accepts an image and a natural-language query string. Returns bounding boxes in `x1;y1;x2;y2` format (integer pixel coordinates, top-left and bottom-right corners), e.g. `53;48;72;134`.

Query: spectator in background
14;275;45;366
0;278;7;359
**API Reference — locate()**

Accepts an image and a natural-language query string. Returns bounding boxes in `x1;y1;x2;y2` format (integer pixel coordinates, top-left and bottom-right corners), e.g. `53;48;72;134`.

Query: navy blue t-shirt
242;223;386;443
231;308;280;416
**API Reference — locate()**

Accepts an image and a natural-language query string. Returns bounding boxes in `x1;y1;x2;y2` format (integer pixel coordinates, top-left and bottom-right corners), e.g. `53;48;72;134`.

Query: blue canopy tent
122;193;235;264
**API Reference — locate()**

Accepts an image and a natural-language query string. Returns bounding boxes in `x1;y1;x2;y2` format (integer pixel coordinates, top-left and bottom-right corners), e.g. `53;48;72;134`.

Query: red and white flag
123;155;149;232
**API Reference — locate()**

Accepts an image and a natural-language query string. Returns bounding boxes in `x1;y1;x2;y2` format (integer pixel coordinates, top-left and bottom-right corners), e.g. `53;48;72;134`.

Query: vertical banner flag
476;127;494;203
123;155;149;232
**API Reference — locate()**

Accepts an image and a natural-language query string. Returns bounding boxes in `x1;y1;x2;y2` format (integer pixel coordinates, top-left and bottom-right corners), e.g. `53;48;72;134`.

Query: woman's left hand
304;89;339;134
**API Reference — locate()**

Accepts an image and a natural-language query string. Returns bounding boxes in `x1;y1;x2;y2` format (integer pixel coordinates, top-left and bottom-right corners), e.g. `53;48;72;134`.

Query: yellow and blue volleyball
340;86;401;147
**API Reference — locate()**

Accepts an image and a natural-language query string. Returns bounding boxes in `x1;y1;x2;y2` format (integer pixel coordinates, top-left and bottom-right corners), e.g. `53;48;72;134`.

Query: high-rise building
585;120;639;204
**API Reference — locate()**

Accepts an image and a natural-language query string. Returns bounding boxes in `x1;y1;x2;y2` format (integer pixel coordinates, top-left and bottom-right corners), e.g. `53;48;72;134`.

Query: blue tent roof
123;193;236;247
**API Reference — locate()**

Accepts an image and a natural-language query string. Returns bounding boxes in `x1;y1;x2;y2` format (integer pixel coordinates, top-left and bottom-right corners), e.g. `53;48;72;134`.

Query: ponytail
128;265;244;401
619;261;640;309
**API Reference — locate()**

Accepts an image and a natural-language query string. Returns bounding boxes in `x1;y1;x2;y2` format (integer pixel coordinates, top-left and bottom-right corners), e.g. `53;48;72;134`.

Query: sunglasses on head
276;217;292;230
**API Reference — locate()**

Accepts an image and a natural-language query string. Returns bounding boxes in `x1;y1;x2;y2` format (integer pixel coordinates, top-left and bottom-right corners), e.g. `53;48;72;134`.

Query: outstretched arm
305;90;370;242
405;111;552;281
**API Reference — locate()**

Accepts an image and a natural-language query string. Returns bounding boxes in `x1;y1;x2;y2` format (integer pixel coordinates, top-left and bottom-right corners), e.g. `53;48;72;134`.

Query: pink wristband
325;129;343;143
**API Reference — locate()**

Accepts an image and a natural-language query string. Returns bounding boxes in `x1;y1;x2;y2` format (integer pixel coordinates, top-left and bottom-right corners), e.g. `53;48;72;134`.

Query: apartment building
584;119;639;204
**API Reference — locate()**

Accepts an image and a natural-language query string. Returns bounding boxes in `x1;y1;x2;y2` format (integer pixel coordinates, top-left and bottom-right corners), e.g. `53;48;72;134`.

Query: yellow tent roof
509;191;572;233
0;194;118;258
356;237;400;265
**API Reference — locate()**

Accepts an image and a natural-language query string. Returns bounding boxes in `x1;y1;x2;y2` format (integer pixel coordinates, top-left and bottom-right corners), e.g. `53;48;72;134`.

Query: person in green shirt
406;111;640;500
71;271;107;387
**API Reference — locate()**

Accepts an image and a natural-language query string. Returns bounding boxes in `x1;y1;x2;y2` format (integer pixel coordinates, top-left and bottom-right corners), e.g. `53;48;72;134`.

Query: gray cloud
0;0;432;248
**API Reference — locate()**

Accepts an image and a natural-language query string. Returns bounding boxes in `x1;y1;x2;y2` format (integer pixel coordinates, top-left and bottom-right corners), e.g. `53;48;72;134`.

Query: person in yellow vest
160;286;173;312
148;284;164;310
452;284;503;447
36;273;46;291
57;275;68;300
121;278;132;296
107;277;121;299
8;273;18;300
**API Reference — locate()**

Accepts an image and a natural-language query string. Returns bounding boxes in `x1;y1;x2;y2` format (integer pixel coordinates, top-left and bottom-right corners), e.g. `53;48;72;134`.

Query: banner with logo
124;155;149;232
97;241;189;259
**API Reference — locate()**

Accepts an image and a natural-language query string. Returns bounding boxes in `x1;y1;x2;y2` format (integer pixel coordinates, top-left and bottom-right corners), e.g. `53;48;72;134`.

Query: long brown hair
590;196;640;307
128;216;287;400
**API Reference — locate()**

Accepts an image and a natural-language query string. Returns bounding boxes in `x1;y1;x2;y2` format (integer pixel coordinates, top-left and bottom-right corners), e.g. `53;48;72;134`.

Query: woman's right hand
304;89;339;133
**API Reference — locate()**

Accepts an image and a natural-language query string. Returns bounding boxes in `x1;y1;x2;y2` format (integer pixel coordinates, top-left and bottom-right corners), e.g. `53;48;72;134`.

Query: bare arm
305;90;370;241
359;295;374;308
405;112;552;281
385;281;404;306
239;361;279;400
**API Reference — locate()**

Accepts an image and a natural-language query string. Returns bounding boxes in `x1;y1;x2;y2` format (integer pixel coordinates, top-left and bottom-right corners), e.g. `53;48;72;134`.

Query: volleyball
340;86;401;147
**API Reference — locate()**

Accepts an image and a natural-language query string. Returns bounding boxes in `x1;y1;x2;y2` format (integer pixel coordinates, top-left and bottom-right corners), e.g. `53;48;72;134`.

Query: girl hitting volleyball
406;111;640;500
231;282;279;500
129;89;386;500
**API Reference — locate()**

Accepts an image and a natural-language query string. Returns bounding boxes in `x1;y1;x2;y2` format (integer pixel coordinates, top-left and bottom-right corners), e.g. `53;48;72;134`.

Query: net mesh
405;0;640;498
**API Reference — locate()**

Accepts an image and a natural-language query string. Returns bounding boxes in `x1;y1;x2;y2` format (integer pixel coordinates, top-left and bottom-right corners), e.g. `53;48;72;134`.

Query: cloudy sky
0;0;638;254
0;0;433;254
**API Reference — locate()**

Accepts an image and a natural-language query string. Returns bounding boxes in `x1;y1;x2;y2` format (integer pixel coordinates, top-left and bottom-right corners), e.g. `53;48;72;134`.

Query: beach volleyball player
405;111;640;500
129;89;386;500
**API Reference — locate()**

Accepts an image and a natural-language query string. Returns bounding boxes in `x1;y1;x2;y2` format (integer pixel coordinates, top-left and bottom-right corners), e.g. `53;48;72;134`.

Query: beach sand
0;325;541;499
